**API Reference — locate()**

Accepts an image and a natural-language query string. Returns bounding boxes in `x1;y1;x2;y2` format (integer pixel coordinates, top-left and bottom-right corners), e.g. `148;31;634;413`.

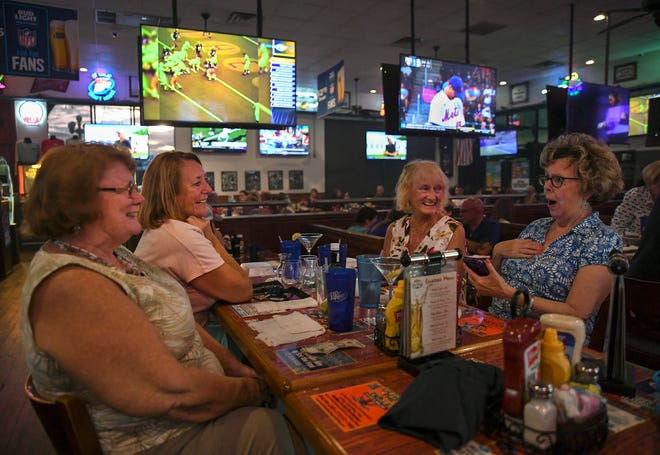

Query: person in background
383;159;465;267
492;197;515;223
460;197;501;256
611;160;660;239
523;185;539;204
627;197;660;281
347;206;378;233
467;133;623;345
136;151;252;329
368;208;407;237
21;144;293;454
65;134;83;145
299;187;319;211
375;184;386;198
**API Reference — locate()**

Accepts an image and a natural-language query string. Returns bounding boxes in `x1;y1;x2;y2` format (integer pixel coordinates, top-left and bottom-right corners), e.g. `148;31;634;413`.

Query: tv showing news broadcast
140;25;296;128
399;55;497;136
191;127;247;153
366;131;407;160
259;125;310;156
83;124;149;160
566;82;630;144
480;130;518;157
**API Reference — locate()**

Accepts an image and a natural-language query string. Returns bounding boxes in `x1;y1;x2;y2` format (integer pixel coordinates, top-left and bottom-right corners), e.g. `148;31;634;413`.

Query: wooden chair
24;375;103;455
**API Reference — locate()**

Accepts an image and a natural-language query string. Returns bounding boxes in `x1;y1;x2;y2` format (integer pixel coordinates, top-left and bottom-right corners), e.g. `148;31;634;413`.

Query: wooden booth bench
306;224;384;257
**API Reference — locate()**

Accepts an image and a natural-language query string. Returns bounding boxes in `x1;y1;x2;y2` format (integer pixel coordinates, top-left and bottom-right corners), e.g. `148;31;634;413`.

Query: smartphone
464;256;489;276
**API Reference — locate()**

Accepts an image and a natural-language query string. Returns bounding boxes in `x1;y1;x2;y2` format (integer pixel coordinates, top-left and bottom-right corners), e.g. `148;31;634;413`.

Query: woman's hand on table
465;258;515;301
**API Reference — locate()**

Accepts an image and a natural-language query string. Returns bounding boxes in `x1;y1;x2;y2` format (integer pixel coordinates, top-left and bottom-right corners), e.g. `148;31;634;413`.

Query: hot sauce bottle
502;291;542;419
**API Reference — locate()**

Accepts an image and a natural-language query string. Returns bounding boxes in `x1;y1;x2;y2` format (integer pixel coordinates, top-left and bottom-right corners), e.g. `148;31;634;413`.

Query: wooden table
283;340;659;455
213;300;503;397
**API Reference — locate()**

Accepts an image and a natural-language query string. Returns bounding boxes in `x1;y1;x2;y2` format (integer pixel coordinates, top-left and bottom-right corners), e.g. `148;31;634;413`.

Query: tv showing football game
480;130;518;157
366;131;407;160
566;82;630;144
259;125;310;156
629;93;660;136
398;55;497;136
191;127;247;153
84;124;149;160
140;25;296;128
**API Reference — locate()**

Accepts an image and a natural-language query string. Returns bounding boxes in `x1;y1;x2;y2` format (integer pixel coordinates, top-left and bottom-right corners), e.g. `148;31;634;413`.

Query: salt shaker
523;381;557;450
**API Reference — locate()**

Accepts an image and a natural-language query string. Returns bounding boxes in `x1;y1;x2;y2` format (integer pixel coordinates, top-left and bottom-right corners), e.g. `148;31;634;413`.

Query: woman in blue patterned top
466;133;623;344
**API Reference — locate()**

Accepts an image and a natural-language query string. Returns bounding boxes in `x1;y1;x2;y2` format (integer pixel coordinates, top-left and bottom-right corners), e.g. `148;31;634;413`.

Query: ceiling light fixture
593;14;606;22
80;67;88;72
585;59;595;65
369;89;376;94
541;88;548;95
499;81;507;86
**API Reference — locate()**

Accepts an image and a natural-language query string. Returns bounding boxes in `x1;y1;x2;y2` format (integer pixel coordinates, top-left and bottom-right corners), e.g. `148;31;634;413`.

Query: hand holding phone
464;255;489;276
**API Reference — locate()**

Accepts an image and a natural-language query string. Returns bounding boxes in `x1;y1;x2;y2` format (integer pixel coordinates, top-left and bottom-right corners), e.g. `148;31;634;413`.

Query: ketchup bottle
502;290;542;419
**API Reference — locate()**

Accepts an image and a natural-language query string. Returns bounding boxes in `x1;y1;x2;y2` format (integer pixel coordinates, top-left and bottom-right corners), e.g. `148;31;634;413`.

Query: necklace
53;240;144;276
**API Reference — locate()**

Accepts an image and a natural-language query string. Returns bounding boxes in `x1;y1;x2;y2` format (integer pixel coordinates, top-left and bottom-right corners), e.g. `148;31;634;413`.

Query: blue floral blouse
489;212;622;342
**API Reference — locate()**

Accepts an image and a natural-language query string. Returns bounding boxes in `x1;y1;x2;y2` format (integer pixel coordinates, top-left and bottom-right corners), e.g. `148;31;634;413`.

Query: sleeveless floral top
21;246;224;454
387;215;460;257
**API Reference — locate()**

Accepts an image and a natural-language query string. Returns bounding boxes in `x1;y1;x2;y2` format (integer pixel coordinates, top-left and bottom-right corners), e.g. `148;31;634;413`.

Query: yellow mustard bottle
539;328;572;387
384;280;405;351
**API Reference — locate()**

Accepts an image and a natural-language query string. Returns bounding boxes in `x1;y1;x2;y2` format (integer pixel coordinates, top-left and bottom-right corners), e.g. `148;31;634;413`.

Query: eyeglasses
97;182;138;197
538;175;579;188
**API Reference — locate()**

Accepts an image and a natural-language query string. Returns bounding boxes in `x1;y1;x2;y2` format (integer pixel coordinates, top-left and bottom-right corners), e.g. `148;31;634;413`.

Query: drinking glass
300;255;319;291
298;233;323;255
370;257;404;305
280;259;300;288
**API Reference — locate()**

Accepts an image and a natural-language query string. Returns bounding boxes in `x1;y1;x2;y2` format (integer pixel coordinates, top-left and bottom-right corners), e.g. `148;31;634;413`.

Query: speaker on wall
646;97;660;147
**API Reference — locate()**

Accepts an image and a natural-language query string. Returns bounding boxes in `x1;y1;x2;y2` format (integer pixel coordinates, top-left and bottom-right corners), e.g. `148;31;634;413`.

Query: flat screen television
259;125;310;156
629;93;660;136
139;25;296;128
398;55;497;136
366;131;407;160
566;82;630;144
479;130;518;156
83;124;149;160
191;127;247;153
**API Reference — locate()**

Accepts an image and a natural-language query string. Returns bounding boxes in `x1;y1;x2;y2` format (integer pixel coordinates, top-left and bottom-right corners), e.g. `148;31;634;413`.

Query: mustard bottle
539;328;572;388
384;280;405;351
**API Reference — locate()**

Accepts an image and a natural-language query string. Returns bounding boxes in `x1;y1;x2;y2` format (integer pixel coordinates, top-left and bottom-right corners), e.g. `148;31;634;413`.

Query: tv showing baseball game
366;131;407;160
139;25;296;128
398;54;497;136
566;82;630;144
479;130;518;157
83;124;150;160
259;125;310;156
191;127;247;153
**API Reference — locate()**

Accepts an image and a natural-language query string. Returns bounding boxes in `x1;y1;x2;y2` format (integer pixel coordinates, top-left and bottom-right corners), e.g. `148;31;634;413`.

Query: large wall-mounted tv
629;93;660;136
566;82;630;144
259;125;310;156
140;25;296;128
191;127;247;153
398;55;497;136
480;130;518;157
366;131;407;160
84;124;149;160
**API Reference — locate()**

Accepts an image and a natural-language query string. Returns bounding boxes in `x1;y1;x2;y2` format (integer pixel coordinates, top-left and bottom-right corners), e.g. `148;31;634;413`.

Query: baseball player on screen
428;75;465;128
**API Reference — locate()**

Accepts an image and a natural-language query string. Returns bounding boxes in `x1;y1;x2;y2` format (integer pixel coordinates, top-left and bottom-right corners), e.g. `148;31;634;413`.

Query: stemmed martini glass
370;257;404;307
297;233;323;255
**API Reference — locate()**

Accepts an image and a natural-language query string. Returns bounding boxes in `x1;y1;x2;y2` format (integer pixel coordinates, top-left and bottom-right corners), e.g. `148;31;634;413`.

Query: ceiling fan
598;0;660;34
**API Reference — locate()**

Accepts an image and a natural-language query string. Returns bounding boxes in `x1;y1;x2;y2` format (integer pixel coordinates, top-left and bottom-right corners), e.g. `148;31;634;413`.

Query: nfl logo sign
18;28;37;48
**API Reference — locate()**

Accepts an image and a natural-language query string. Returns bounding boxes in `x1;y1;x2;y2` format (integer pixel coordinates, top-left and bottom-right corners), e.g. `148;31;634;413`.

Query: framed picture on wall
289;170;304;190
205;171;215;191
221;171;238;192
245;171;261;191
268;170;284;190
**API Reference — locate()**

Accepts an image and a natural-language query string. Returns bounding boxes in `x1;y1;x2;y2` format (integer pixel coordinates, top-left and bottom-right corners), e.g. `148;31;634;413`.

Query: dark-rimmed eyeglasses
97;182;138;197
538;175;579;188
